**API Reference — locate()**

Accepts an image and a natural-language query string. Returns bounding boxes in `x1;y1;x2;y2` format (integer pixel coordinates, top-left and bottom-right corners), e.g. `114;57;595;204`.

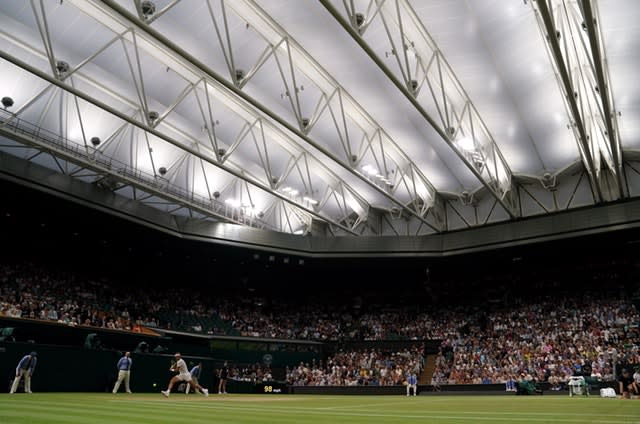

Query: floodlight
1;97;14;109
457;137;475;152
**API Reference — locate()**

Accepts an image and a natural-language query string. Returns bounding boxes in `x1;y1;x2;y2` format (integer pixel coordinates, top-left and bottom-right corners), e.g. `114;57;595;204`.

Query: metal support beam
318;0;519;219
534;0;603;203
0;49;360;235
1;4;369;235
581;0;626;199
98;0;442;232
3;145;640;257
0;119;245;227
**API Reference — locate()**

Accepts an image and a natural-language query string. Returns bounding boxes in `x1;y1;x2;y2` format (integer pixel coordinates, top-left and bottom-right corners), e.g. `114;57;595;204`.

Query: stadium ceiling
1;0;640;255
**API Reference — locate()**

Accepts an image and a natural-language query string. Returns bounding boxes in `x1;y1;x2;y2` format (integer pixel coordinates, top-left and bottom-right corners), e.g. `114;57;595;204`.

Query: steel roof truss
321;0;519;219
580;0;626;199
0;51;360;236
30;0;58;77
0;108;269;229
114;0;442;232
532;0;624;202
11;1;372;234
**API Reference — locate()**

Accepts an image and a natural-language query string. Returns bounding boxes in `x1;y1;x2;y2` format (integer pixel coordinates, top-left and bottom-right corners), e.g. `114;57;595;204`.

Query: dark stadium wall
0;318;322;391
1;342;217;393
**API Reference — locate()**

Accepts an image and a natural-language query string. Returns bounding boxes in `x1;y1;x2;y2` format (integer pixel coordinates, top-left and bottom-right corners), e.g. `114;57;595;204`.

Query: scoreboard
254;382;288;394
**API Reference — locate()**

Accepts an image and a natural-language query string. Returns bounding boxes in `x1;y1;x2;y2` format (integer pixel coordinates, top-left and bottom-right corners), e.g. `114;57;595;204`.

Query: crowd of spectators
1;262;139;331
431;297;640;386
0;262;464;341
222;303;457;341
286;346;424;386
1;260;639;387
230;363;274;383
0;262;225;334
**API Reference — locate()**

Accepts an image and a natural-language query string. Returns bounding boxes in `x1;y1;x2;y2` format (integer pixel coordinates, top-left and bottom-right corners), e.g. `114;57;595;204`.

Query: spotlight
90;137;101;146
141;0;156;18
224;198;240;207
147;111;159;123
361;164;378;176
457;137;475;152
158;166;167;176
235;69;245;82
355;13;365;28
56;60;70;76
303;196;318;205
1;96;14;109
213;191;220;199
217;148;226;157
301;117;310;129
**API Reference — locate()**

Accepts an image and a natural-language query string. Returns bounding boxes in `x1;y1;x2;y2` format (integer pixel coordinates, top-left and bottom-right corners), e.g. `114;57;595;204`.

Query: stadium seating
1;260;638;387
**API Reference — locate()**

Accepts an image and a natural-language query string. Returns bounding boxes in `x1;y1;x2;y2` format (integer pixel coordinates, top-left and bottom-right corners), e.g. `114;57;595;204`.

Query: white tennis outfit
175;359;192;382
162;357;208;397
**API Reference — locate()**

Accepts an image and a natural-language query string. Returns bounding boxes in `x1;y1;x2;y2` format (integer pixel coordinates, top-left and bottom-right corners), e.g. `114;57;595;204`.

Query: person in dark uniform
218;361;229;394
618;369;636;399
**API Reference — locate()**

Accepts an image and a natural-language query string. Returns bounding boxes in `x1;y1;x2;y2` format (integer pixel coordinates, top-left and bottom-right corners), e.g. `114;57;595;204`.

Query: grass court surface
1;393;639;424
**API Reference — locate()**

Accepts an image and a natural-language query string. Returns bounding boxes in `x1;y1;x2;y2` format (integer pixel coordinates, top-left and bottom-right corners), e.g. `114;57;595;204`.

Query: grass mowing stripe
323;405;640;418
2;393;638;424
315;400;417;410
110;398;640;418
108;399;640;423
0;401;254;424
0;401;207;423
0;409;145;424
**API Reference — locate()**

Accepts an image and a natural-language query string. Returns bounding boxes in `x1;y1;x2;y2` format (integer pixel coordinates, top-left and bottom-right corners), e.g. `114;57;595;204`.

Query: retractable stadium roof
1;0;639;256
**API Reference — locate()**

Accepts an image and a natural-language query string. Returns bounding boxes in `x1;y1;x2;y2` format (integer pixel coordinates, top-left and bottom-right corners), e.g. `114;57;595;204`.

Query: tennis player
161;353;208;397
